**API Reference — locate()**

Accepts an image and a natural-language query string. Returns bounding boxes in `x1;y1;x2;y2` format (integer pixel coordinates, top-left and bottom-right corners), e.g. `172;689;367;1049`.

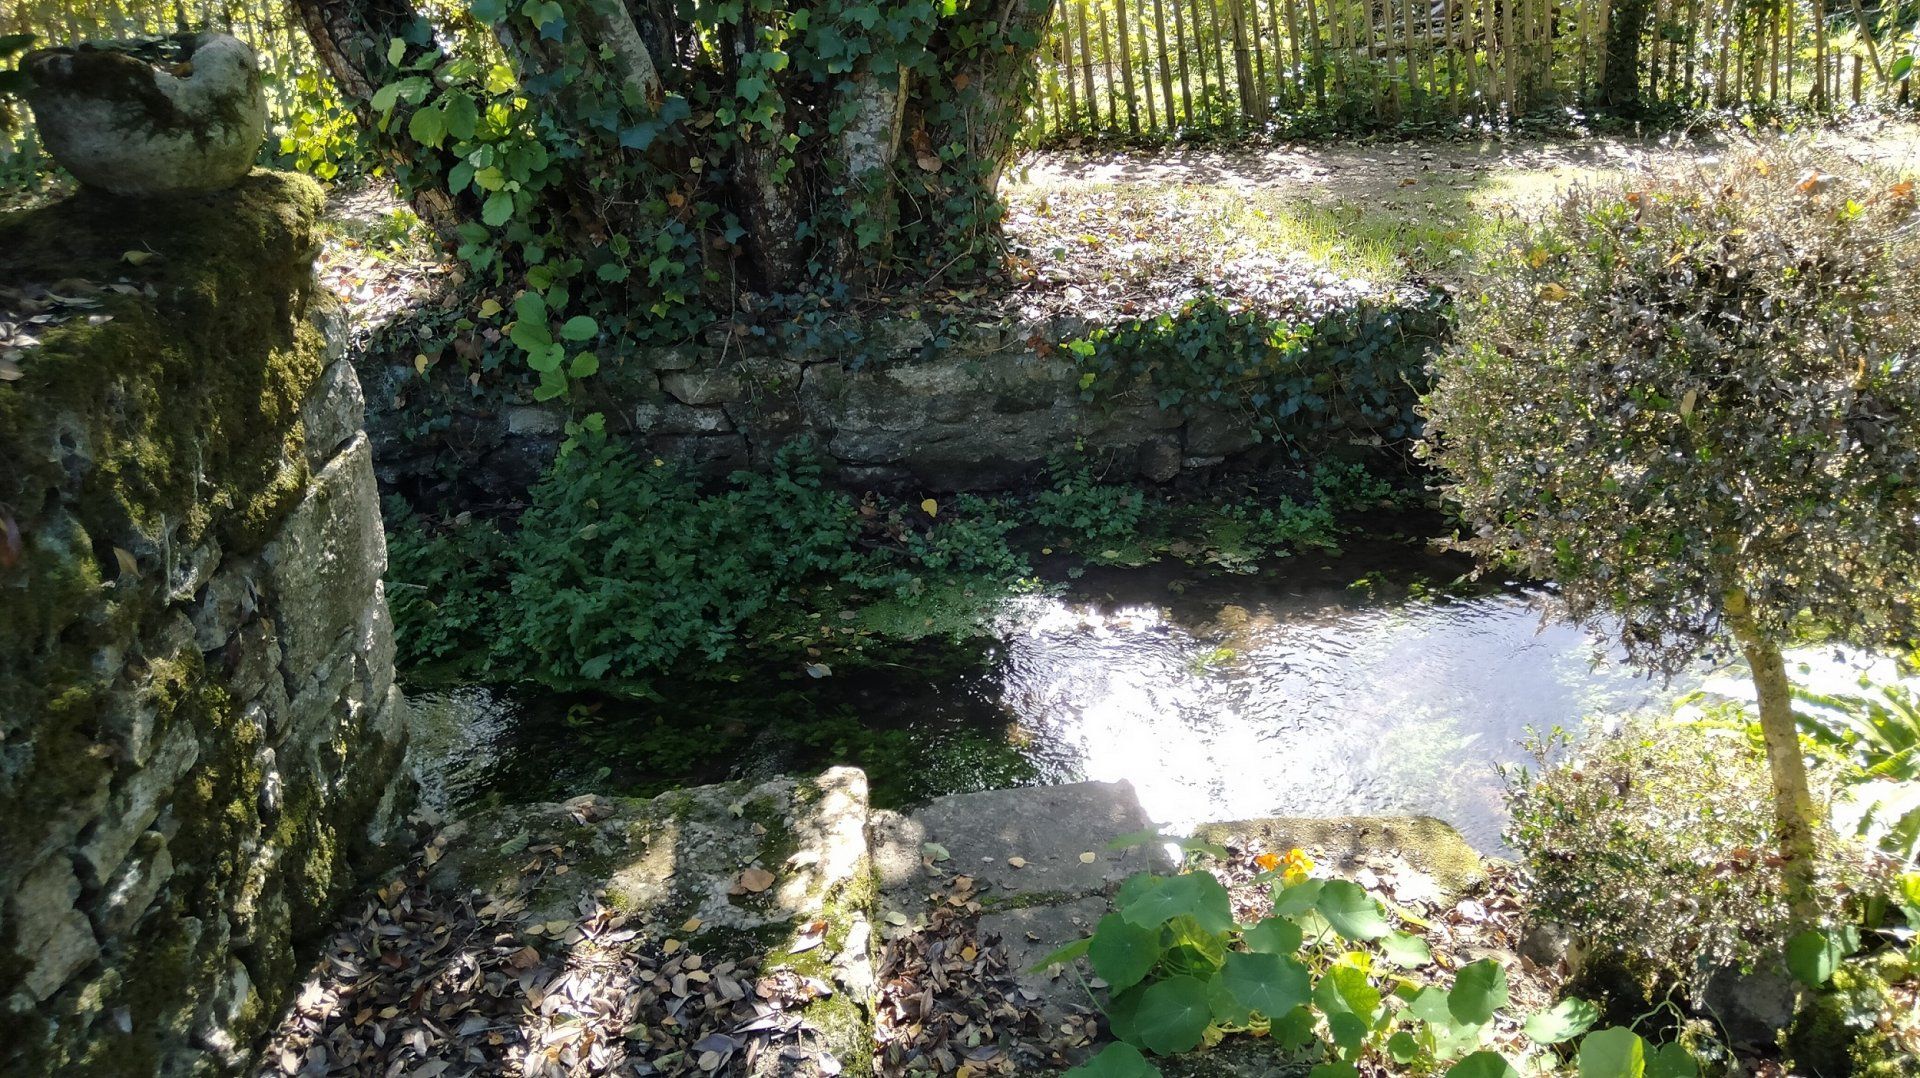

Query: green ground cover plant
1045;841;1698;1077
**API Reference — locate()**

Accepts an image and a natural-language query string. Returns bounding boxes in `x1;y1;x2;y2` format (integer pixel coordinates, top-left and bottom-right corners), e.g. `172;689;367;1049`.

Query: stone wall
365;289;1444;505
0;173;409;1074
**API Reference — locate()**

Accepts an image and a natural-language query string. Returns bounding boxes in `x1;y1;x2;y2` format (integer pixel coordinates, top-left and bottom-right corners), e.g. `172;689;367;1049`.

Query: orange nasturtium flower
1254;852;1281;872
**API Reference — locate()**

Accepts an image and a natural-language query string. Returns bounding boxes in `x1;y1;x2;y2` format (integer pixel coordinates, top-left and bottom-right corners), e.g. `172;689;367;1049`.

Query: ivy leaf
1087;913;1159;992
1577;1027;1647;1078
1379;930;1433;968
1063;1043;1162;1078
1786;926;1859;988
1448;959;1509;1026
1134;975;1213;1055
1219;951;1310;1018
1522;997;1600;1045
560;315;599;342
1448;1051;1521;1078
1315;880;1390;941
1242;916;1302;955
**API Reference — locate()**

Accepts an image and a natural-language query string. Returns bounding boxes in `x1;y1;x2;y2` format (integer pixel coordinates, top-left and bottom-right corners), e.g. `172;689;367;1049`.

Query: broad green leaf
509;317;552;353
1207;973;1251;1026
442;91;478;141
1314;964;1383;1034
1028;936;1090;973
1647;1043;1699;1078
1107;984;1146;1046
387;36;406;65
1522;997;1600;1045
1271;878;1324;917
1219;951;1311;1018
1448;959;1509;1026
1379;930;1433;968
560;315;599;341
1316;880;1390;941
1134;975;1213;1055
1243;916;1303;955
1577;1027;1647;1078
1088;914;1160;991
369;83;401;113
1407;985;1452;1025
1387;1030;1421;1063
567;352;599;379
1448;1051;1521;1078
1269;1005;1316;1050
1063;1042;1162;1078
482;191;514;227
1162;914;1226;975
407;103;447;148
1121;872;1233;935
1308;1064;1359;1078
1786;926;1859;988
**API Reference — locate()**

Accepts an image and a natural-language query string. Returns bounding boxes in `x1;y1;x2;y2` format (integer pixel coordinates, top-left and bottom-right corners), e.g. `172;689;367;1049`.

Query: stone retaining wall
365;289;1444;504
0;173;410;1074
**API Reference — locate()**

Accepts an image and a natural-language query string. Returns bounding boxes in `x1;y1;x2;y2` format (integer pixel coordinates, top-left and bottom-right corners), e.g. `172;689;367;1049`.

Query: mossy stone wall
0;171;411;1075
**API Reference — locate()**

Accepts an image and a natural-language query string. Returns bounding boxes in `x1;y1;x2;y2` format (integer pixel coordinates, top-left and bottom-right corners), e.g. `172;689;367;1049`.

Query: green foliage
1031;459;1146;553
1051;853;1680;1077
1795;660;1920;863
1067;290;1449;452
1503;711;1878;992
1424;146;1920;678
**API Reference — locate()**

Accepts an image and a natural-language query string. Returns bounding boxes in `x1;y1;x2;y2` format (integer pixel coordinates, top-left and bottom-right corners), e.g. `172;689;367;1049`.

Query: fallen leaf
738;867;776;893
1006;857;1028;869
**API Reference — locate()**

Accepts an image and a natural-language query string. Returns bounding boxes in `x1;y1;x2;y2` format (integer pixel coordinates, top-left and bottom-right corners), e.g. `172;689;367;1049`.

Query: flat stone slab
429;767;875;1077
873;780;1172;914
979;895;1111;1024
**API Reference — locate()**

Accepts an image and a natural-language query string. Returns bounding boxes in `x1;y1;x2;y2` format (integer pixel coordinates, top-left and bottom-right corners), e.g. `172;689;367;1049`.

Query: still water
409;541;1690;852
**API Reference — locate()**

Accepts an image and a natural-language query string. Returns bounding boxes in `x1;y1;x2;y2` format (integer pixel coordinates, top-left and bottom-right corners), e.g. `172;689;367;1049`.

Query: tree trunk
1600;0;1650;109
291;0;466;241
1725;588;1823;926
830;64;910;283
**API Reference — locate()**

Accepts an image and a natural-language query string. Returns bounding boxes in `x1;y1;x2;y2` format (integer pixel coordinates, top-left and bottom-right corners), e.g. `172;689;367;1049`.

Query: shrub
1504;710;1882;993
1426;144;1920;919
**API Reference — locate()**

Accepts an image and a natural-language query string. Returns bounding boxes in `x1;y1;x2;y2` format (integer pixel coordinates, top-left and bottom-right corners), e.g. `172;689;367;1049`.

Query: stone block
504;405;563;436
77;723;198;887
300;359;366;470
263;436;386;676
94;832;173;937
661;369;748;406
634;398;734;435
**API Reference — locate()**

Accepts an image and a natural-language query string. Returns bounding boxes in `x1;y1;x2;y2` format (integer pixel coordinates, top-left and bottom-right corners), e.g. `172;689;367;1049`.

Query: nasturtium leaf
1314;964;1383;1025
1271;878;1324;917
1447;1051;1521;1078
1522;997;1600;1045
1786;926;1859;988
1646;1043;1699;1078
560;315;599;341
1207;973;1252;1026
1316;880;1390;941
1134;976;1213;1055
1116;872;1163;909
1448;959;1510;1026
1088;914;1160;991
1162;914;1226;974
1308;1064;1359;1078
1379;930;1433;968
1062;1042;1162;1078
1387;1030;1421;1063
1107;984;1146;1047
1121;871;1233;934
1269;1005;1317;1050
1220;951;1311;1018
1577;1027;1647;1078
1243;916;1303;955
1325;1012;1369;1052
